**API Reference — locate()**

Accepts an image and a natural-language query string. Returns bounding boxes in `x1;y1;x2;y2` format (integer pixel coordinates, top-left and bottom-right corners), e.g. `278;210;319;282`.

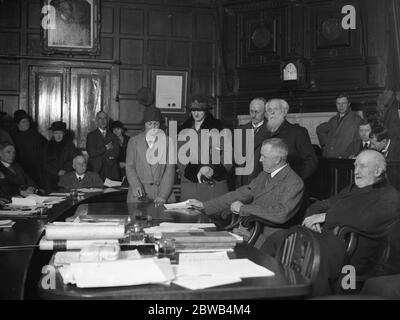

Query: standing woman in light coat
178;96;232;201
126;106;175;205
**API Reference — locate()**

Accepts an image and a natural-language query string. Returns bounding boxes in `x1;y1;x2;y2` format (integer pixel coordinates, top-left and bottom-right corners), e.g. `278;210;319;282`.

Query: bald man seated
261;150;400;296
58;155;104;191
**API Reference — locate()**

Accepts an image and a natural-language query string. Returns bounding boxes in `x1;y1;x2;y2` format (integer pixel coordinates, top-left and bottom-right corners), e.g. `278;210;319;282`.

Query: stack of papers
54;249;141;266
0;219;15;230
144;222;216;238
172;252;274;290
103;178;122;187
76;188;104;193
11;195;66;207
0;207;40;217
165;231;239;252
164;200;191;210
59;258;175;288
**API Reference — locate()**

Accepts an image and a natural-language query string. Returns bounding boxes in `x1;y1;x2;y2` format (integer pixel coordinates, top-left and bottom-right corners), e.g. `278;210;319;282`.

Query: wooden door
29;66;69;139
70;68;111;148
29;66;111;148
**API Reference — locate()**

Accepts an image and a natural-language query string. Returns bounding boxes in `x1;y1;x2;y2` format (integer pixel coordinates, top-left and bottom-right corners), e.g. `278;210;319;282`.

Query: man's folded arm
239;179;304;224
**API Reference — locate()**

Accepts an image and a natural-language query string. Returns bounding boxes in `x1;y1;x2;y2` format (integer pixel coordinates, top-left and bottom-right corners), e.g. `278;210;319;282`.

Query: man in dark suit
369;125;400;161
343;119;372;158
0;141;38;198
86;111;120;181
316;93;362;158
58;155;104;191
189;138;304;249
236;97;269;187
264;99;318;181
262;150;400;296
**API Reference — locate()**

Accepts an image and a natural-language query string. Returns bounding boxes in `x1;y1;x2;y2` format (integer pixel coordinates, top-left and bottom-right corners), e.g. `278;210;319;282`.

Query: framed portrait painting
41;0;100;54
151;70;188;114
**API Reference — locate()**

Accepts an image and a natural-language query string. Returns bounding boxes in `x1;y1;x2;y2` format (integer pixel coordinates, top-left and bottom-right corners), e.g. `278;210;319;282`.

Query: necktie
253;125;260;135
363;142;368;149
265;173;272;187
78;177;82;183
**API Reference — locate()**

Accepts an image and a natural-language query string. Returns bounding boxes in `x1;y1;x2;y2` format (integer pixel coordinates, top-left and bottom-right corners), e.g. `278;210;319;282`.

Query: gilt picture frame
40;0;100;54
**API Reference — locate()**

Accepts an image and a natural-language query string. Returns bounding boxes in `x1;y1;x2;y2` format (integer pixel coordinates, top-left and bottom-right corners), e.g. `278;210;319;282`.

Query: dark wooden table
0;190;127;299
34;201;311;300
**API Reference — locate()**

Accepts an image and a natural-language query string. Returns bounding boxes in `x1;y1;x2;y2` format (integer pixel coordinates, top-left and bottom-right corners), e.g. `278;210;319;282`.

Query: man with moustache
264;98;317;181
236;97;269;187
262;150;400;295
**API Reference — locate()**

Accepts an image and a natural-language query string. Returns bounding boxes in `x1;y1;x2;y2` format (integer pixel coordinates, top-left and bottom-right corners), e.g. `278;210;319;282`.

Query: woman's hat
49;121;67;131
110;120;124;131
137;87;155;106
143;106;162;123
188;95;213;111
13;110;30;124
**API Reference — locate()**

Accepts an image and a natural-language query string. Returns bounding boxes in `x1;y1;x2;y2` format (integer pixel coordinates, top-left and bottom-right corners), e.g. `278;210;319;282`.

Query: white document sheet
164;200;191;210
76;188;104;193
59;258;175;288
104;178;122;187
11;197;36;206
45;222;125;240
177;258;275;278
173;275;242;290
178;251;229;264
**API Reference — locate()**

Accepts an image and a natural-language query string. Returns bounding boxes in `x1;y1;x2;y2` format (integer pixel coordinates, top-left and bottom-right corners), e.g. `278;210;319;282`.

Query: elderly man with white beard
264;99;317;181
261;150;400;296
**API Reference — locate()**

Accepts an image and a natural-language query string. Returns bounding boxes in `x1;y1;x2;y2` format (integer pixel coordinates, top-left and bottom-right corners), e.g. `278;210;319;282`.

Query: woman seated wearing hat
44;121;80;192
110;120;129;178
10;110;47;189
126;106;175;205
178;95;232;201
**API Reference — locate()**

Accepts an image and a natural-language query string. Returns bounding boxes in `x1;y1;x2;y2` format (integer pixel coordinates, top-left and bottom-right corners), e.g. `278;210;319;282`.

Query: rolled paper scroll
39;238;119;250
45;222;125;240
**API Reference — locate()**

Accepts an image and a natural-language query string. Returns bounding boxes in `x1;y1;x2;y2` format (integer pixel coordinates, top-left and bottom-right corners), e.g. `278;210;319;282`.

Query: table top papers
172;252;274;290
11;195;66;206
59;258;175;288
144;222;216;239
164;200;191;210
0;219;15;230
104;178;122;187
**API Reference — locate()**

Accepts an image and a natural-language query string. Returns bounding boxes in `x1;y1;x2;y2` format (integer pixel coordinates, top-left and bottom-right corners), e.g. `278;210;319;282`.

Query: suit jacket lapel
254;122;268;149
256;165;291;197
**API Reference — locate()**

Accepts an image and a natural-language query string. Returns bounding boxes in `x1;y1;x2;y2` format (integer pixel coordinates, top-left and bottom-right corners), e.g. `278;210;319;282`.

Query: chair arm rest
240;215;284;229
335;220;400;241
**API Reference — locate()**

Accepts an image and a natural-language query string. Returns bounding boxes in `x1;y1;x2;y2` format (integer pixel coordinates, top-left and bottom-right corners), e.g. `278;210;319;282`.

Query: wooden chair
334;219;400;287
276;225;321;284
223;195;308;246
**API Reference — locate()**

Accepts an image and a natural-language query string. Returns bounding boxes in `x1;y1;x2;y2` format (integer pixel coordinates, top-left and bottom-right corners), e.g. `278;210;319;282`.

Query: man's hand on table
302;213;326;233
187;199;204;209
230;201;244;215
154;196;166;207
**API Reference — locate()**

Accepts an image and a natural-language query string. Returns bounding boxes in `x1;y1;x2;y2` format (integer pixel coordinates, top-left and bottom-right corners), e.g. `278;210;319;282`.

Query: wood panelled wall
219;0;394;125
0;0;219;139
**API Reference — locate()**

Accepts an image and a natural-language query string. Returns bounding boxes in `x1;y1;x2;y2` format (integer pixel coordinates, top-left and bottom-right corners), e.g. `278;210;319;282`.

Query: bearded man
264;98;318;181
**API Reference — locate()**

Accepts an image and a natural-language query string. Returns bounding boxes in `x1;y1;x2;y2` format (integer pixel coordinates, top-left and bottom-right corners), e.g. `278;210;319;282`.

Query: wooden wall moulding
306;1;361;60
40;0;101;55
238;9;283;67
317;15;351;49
